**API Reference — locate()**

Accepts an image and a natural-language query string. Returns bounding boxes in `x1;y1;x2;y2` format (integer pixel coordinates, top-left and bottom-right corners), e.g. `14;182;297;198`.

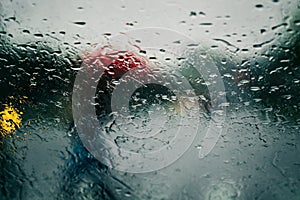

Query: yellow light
0;103;23;137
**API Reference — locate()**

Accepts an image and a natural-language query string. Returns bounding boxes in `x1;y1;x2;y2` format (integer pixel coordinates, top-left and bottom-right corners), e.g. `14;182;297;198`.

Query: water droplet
73;21;86;26
190;11;197;16
250;86;261;91
255;4;264;8
33;33;43;38
271;23;288;30
221;58;227;65
199;11;206;16
124;191;131;197
294;20;300;26
22;30;30;34
126;22;134;26
103;32;111;36
238;79;250;86
199;22;213;26
260;29;267;34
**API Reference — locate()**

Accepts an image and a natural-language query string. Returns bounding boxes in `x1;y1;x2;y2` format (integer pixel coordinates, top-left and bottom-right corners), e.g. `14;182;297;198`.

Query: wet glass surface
0;0;300;199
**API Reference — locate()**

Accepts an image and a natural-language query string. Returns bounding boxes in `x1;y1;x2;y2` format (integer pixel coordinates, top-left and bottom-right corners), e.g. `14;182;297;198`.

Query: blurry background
0;0;300;199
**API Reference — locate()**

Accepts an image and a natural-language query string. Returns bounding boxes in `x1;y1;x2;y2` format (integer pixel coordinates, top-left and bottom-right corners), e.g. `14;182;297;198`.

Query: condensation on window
0;0;299;199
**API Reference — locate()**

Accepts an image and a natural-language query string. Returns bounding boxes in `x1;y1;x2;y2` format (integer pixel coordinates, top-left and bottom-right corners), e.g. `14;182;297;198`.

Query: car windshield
0;0;299;199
